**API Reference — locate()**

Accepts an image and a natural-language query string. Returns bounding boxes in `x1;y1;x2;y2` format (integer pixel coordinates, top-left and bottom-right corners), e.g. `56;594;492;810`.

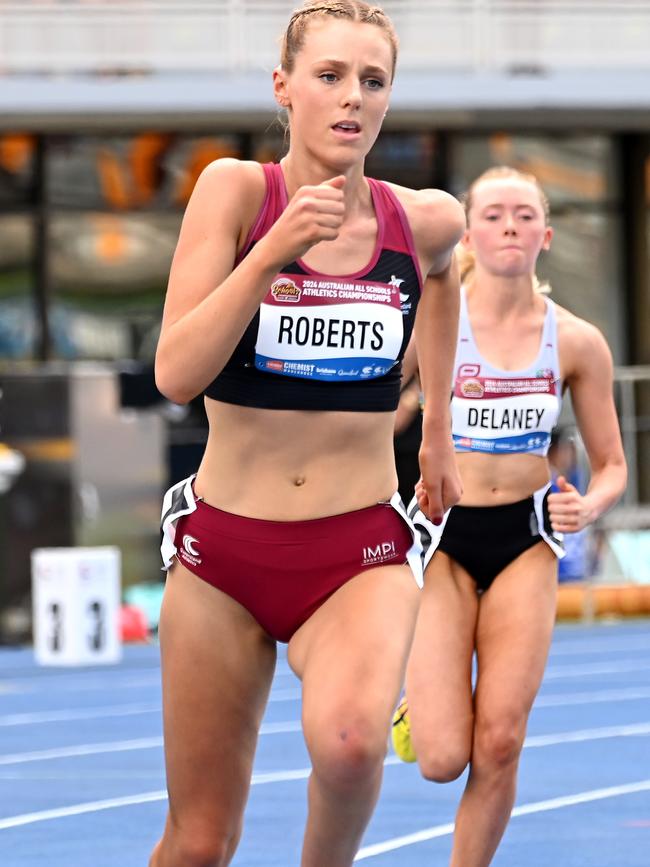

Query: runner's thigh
474;542;558;729
159;562;277;832
289;565;419;749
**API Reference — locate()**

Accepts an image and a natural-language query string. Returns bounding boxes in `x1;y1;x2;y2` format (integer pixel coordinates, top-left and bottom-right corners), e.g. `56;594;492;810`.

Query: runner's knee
161;818;242;867
308;712;387;791
474;715;526;770
418;741;471;783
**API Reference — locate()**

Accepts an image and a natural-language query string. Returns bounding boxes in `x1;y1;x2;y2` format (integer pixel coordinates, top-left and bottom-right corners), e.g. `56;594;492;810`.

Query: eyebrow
313;58;389;76
482;203;537;211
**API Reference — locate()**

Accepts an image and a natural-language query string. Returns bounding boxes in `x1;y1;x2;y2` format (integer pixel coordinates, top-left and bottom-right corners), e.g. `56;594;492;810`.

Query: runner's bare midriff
195;398;399;520
455;451;551;507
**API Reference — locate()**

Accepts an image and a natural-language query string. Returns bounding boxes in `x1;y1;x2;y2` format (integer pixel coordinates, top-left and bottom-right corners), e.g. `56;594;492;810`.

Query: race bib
452;374;560;454
255;274;404;381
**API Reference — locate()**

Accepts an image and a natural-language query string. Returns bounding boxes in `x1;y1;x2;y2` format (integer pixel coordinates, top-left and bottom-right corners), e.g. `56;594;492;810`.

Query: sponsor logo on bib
460;378;484;398
271;278;301;303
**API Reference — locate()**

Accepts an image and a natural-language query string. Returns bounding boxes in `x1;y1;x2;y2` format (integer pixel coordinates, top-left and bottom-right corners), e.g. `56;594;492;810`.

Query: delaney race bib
255;274;404;381
451;374;560;454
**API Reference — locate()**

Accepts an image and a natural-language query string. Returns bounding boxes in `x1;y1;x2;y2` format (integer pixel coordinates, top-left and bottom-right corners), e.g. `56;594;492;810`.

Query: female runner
395;165;627;867
150;3;465;865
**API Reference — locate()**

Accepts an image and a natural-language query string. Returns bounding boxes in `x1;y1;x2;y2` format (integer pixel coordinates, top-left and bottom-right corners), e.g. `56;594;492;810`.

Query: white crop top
451;287;562;457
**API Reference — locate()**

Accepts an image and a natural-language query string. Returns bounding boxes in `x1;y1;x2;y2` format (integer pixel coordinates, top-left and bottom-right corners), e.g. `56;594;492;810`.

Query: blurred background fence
1;1;650;75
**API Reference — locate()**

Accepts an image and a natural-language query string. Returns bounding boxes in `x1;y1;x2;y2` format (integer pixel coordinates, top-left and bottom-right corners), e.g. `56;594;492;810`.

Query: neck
466;265;541;319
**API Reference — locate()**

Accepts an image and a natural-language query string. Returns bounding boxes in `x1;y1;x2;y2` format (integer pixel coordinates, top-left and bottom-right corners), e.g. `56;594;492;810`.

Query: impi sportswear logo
362;540;398;566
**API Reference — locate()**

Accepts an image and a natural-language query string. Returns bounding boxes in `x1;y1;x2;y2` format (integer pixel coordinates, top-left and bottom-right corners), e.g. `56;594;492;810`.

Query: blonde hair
458;166;551;293
280;0;399;80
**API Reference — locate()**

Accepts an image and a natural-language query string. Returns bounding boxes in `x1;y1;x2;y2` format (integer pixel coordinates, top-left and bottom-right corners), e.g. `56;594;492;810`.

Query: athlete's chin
318;145;369;173
321;131;379;164
489;265;531;280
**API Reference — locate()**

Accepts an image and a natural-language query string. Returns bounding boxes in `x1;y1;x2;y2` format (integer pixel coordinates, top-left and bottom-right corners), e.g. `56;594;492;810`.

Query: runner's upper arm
416;190;466;277
567;321;625;473
159;159;257;337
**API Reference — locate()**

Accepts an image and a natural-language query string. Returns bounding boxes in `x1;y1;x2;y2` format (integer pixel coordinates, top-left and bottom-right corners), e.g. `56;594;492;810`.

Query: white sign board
32;547;122;666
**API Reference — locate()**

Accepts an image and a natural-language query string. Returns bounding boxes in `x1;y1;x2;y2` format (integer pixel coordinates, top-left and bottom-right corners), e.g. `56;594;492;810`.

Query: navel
293;476;306;487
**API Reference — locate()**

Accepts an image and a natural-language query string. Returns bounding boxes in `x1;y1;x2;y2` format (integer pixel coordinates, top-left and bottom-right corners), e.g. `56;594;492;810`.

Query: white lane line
549;637;650;657
0;666;159;683
0;759;403;830
535;686;650;708
0;735;647;835
273;663;298;678
260;720;302;735
0;661;296;690
0;792;167;830
0;676;298;700
0;760;401;785
354;779;650;860
3;656;646;699
0;687;300;728
6;774;644;844
0;720;304;766
0;738;163;766
524;721;650;747
268;688;301;703
0;771;165;781
543;659;650;679
3;685;649;730
0;685;21;696
0;704;161;727
0;715;647;774
0;764;317;831
0;676;162;696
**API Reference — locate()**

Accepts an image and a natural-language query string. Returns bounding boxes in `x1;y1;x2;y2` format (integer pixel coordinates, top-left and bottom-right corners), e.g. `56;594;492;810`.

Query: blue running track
0;620;649;866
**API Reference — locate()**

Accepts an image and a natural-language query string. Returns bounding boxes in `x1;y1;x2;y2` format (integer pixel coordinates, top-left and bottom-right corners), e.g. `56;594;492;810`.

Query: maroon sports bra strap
235;163;285;264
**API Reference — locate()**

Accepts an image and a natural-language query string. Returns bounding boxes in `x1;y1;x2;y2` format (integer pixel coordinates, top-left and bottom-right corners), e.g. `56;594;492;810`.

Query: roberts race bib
255;274;404;381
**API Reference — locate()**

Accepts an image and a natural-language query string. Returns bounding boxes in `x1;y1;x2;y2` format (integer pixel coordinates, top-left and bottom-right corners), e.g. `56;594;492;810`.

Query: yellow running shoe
391;697;417;763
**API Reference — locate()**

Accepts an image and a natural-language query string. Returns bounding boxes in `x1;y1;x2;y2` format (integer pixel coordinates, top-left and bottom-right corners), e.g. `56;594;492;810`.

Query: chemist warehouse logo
271;278;301;303
362;540;398;566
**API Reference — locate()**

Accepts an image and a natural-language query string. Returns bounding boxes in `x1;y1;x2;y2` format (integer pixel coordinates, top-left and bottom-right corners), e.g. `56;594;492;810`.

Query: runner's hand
262;175;346;264
416;437;462;525
547;475;593;533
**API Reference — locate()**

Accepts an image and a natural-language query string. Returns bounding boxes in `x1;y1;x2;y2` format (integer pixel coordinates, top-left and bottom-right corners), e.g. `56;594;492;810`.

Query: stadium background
0;0;649;627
